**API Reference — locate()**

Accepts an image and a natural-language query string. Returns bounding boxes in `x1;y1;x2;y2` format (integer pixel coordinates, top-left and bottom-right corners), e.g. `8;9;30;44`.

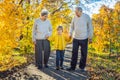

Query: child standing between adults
49;26;71;70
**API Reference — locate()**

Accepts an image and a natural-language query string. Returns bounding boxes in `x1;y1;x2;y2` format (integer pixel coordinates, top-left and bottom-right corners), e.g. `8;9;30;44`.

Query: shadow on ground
38;47;90;80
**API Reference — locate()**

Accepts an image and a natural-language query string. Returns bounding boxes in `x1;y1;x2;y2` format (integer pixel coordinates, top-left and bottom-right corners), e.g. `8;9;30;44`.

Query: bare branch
9;0;24;16
51;3;64;15
51;0;72;15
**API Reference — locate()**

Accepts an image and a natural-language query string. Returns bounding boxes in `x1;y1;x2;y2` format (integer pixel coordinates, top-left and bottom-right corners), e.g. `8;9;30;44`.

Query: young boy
49;26;71;70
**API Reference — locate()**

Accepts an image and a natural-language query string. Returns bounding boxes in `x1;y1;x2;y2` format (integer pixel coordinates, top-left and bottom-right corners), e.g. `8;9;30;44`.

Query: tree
0;0;26;71
91;2;120;58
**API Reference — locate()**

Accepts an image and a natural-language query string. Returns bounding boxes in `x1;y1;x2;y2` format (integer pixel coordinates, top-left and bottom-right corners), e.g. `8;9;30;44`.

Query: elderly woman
32;9;52;69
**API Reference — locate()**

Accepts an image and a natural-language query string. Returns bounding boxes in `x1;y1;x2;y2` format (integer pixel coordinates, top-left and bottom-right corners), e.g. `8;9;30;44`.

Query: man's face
42;15;48;20
75;9;82;17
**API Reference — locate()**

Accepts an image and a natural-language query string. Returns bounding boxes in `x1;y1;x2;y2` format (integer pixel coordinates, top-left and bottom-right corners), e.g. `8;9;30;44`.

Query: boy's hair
57;26;63;31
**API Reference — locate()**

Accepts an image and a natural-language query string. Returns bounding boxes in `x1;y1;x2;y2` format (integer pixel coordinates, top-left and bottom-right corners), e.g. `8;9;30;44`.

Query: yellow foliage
91;2;120;53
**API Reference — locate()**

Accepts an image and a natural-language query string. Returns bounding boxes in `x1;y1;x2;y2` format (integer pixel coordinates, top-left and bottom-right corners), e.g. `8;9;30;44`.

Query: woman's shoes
45;65;49;68
37;66;43;70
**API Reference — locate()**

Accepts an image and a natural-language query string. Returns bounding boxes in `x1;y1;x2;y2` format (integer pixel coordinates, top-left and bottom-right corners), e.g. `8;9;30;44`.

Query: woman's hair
57;26;63;31
41;9;48;16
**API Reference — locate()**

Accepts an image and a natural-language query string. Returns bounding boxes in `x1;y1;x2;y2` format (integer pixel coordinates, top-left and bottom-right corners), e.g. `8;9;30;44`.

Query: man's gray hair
41;9;49;16
75;6;83;12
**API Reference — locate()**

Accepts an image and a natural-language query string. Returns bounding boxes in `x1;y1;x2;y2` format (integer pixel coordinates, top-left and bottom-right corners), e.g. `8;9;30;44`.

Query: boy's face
57;28;63;34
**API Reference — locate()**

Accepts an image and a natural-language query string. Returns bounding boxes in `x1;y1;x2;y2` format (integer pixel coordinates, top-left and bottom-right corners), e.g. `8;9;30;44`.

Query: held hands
69;34;72;39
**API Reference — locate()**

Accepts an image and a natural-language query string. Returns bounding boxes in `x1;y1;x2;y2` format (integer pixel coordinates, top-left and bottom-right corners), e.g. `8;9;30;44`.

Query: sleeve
32;20;37;42
69;17;74;36
64;33;71;42
48;21;52;36
87;16;94;39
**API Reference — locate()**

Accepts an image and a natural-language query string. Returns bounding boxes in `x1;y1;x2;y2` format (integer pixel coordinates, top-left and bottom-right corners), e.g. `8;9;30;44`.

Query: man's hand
89;39;92;44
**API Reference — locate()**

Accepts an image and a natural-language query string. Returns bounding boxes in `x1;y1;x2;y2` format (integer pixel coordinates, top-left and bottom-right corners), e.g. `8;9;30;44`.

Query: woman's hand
89;39;92;44
45;35;49;39
45;33;50;39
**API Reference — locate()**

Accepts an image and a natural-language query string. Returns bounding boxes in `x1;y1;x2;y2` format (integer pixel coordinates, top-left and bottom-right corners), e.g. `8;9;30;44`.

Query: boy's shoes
60;67;64;70
56;66;64;70
66;67;75;71
56;67;60;70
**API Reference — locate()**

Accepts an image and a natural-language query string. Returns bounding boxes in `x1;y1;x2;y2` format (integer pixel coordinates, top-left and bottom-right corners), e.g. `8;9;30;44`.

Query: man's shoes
80;68;86;72
56;67;60;70
66;67;75;71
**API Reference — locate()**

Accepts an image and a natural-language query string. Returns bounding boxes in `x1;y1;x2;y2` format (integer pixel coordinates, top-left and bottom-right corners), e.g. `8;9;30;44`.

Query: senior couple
32;7;93;71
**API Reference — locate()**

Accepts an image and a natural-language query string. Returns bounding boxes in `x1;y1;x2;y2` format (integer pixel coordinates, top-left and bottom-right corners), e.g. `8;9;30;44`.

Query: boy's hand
69;34;72;39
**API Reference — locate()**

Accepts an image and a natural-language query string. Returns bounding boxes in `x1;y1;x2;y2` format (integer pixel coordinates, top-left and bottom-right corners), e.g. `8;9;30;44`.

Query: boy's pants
56;50;65;67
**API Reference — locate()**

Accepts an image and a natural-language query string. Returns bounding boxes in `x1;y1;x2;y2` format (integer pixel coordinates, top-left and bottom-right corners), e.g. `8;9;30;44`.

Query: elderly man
67;7;93;71
32;9;52;69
